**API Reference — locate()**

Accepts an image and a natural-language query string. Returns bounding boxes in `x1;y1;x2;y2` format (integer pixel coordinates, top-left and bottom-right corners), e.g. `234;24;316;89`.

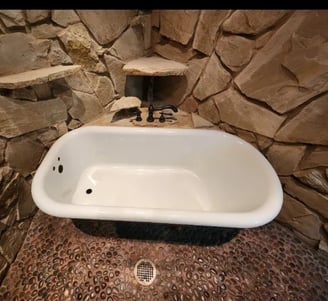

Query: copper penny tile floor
0;211;327;301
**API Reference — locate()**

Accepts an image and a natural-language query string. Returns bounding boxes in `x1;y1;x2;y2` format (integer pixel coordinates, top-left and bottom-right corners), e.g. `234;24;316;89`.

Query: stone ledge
0;65;81;89
122;56;188;76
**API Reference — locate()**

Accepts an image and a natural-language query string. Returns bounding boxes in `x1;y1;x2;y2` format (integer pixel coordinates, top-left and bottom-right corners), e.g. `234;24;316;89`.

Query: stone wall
0;9;144;283
152;10;328;252
0;10;327;284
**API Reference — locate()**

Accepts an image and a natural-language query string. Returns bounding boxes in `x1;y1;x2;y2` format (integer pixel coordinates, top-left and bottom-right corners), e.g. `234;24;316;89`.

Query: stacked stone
0;9;146;283
151;10;328;252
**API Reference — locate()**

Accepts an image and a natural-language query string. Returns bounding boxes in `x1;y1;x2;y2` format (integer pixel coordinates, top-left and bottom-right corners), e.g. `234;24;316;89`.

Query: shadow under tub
72;219;239;246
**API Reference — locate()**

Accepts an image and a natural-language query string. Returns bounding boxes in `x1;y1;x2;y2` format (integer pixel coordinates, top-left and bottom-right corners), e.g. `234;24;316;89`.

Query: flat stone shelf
0;65;81;89
123;56;188;76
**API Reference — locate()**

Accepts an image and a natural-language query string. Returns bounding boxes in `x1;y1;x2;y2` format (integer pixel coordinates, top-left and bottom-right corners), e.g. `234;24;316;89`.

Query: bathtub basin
32;126;283;228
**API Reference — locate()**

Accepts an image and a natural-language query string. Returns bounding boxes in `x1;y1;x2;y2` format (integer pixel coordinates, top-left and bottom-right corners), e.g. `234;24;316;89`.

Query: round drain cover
134;259;156;285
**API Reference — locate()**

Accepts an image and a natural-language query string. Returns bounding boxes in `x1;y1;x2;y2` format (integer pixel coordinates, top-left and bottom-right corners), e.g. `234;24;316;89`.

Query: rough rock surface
300;147;328;168
65;71;94;94
0;167;22;219
0;96;67;138
0;10;25;28
0;140;5;163
104;55;126;96
0;33;49;76
160;10;200;45
266;144;306;175
51;10;80;27
213;88;285;138
58;23;106;73
154;43;196;63
110;96;141;111
179;96;198;113
31;23;61;39
193;10;230;55
108;27;144;62
216;35;254;71
235;11;328;114
77;10;136;45
32;83;52;100
275;93;328;145
293;169;328;195
48;40;73;66
198;99;220;124
193;54;231;101
277;193;321;240
222;10;287;35
280;176;328;219
25;10;49;24
86;73;116;107
69;90;103;123
5;138;45;177
9;88;37;101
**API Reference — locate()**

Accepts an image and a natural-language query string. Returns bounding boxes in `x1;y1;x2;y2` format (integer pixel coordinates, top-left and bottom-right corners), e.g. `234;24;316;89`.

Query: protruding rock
86;73;115;107
216;35;254;71
294;169;328;195
37;128;60;148
222;10;287;35
235;11;328;114
275;93;328;145
280;176;328;218
300;147;328;169
154;43;196;63
51;10;80;27
48;40;73;66
0;33;49;76
266;144;306;175
77;10;136;45
68;119;82;130
109;27;144;62
123;56;188;76
235;129;257;147
0;96;67;138
0;65;81;89
160;10;200;45
6;137;45;177
69;90;103;123
0;10;25;28
193;10;230;55
198;99;220;124
57;23;106;73
31;23;61;39
25;10;49;23
110;96;141;112
193;54;231;101
104;55;126;97
255;31;274;49
213;88;285;138
276;193;321;241
179;96;198;113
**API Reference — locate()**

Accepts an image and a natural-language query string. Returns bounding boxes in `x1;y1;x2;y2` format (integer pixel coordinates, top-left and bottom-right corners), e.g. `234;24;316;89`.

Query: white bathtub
32;126;283;228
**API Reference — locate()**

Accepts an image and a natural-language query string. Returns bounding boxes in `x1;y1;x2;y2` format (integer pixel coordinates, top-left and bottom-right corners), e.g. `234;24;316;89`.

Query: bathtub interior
41;127;278;214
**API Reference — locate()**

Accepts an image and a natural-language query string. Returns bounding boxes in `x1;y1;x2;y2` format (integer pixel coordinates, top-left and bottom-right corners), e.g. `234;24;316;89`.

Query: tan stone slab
123;57;188;76
0;65;81;89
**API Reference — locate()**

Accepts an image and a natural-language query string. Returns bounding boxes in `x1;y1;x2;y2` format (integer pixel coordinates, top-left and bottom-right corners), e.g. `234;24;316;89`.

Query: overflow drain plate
134;259;156;285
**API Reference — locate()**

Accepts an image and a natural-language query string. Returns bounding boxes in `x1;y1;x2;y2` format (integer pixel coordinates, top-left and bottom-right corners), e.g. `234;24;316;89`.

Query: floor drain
134;259;156;286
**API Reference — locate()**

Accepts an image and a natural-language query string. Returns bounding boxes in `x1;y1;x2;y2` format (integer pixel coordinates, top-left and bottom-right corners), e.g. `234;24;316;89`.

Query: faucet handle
148;104;178;113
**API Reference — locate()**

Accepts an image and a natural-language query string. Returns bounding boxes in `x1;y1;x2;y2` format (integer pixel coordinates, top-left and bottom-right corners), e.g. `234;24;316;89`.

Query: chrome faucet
146;104;178;122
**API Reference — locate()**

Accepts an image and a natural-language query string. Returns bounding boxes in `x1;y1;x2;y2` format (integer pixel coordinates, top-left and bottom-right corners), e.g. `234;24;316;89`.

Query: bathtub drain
134;259;156;285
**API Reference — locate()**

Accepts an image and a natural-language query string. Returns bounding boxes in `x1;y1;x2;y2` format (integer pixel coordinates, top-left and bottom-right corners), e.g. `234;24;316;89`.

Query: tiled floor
0;210;327;301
